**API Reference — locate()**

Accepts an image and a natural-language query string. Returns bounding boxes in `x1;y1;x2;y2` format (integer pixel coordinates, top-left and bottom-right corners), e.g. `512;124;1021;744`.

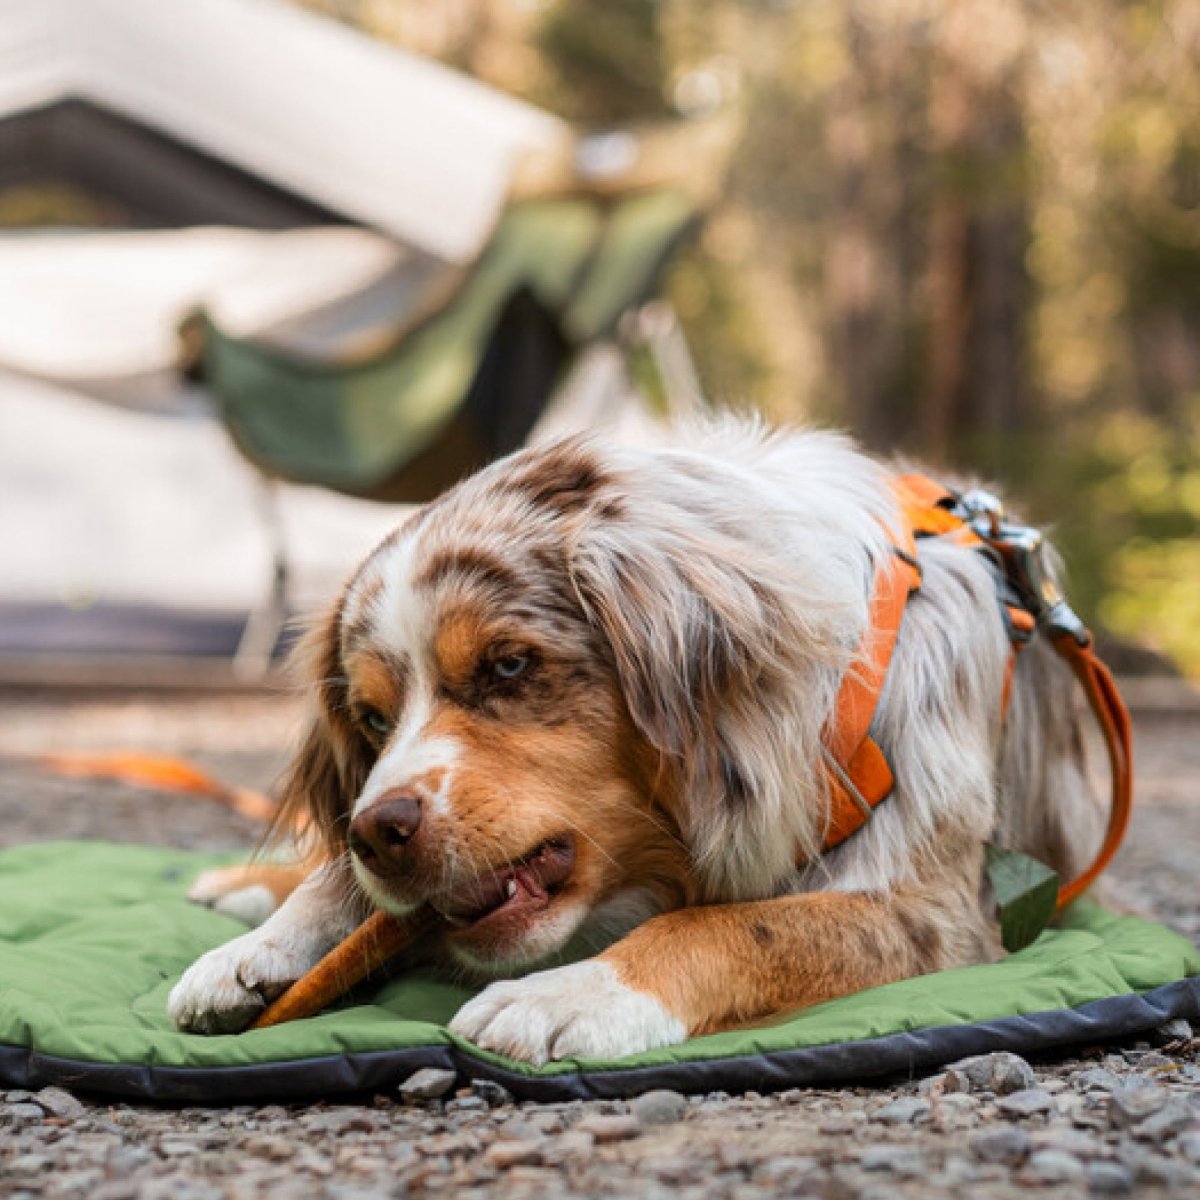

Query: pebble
870;1097;930;1125
576;1113;641;1142
541;1130;595;1164
398;1067;457;1101
1133;1097;1195;1143
1178;1130;1200;1164
1107;1082;1167;1128
3;1102;47;1125
996;1088;1053;1118
1150;1017;1193;1045
1023;1149;1084;1183
651;1155;698;1184
631;1089;689;1125
32;1087;87;1120
468;1079;513;1108
1086;1162;1135;1195
242;1134;295;1161
1075;1068;1122;1093
818;1114;862;1134
940;1051;1037;1096
860;1146;925;1176
971;1127;1031;1165
445;1095;489;1114
485;1139;544;1169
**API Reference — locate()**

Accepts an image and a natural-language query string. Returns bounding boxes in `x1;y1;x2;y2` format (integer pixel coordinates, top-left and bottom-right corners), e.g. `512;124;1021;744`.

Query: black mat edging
1;978;1196;1105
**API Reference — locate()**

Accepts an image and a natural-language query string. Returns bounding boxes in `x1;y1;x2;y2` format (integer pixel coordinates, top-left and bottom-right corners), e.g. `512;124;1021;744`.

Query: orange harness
818;473;1133;911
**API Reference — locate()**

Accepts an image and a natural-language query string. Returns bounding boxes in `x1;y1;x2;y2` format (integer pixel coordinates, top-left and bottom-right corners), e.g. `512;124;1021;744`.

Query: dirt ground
1;686;1199;1200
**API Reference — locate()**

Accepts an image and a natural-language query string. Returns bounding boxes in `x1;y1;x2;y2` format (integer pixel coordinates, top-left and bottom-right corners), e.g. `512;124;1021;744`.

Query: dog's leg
169;860;368;1034
450;878;993;1064
186;862;313;927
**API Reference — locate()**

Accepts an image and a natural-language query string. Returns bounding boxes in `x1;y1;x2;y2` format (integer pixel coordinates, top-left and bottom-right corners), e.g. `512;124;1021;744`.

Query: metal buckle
954;489;1090;646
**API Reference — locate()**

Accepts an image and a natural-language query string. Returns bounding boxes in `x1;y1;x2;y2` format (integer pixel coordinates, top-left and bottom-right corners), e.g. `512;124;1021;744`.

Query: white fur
187;880;278;927
448;960;685;1065
169;864;362;1034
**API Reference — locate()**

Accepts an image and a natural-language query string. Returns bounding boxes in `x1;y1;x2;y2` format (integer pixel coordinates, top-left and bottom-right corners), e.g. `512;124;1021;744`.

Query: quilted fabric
1;841;1197;1102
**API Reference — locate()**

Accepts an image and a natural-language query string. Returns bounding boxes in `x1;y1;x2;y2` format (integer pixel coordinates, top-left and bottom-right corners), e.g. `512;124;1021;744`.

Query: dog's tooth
505;879;518;899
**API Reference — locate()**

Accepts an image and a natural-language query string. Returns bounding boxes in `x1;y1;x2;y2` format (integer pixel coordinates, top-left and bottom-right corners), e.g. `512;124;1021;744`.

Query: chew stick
251;908;437;1029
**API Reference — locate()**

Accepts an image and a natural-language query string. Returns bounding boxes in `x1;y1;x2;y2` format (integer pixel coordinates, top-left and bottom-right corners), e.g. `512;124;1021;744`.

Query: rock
8;1153;52;1173
468;1079;512;1108
971;1127;1032;1166
1024;1149;1084;1184
1133;1098;1195;1143
1178;1130;1200;1164
860;1146;925;1176
1075;1068;1122;1093
1150;1018;1192;1045
485;1139;543;1169
753;1156;818;1186
540;1130;595;1165
652;1156;699;1184
243;1134;295;1161
398;1067;457;1102
941;1052;1036;1096
1086;1162;1135;1195
996;1088;1053;1118
818;1114;862;1134
1124;1149;1189;1189
444;1095;488;1114
32;1087;86;1120
1107;1083;1167;1128
631;1089;689;1126
2;1103;45;1124
576;1113;640;1142
870;1097;930;1125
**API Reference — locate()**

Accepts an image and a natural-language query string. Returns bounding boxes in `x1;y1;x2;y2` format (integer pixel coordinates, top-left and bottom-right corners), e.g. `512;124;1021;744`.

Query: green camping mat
1;841;1197;1103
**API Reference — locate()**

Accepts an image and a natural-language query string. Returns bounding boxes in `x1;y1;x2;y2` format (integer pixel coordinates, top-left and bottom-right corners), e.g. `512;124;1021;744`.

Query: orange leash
36;751;278;823
817;473;1134;911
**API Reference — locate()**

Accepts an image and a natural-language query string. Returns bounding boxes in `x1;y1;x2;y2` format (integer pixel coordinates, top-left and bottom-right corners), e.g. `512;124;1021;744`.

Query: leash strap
817;474;1134;912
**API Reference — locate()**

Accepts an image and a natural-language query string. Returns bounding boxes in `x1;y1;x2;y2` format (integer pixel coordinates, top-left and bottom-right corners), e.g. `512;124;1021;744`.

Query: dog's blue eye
493;654;529;681
363;709;391;735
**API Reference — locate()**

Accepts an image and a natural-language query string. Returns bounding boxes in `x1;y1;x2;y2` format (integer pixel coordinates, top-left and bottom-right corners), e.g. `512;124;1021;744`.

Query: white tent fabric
0;226;450;405
0;0;569;263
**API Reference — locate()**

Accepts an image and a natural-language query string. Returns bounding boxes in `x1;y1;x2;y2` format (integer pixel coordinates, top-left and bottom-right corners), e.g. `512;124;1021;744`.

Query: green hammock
199;190;698;503
1;841;1197;1103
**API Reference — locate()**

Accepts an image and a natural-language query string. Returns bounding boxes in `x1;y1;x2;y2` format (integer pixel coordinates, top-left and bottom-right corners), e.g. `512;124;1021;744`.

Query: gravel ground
1;688;1199;1200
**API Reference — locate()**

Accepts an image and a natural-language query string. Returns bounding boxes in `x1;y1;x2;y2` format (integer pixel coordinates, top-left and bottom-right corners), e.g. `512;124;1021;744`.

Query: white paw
448;960;686;1066
188;870;279;927
167;930;316;1035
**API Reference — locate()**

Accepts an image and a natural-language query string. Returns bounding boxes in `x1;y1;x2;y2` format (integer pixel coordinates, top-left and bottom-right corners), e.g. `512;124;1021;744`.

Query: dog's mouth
429;834;576;935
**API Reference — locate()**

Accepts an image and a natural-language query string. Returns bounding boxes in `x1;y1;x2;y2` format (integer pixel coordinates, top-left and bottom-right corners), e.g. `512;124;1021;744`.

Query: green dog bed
1;841;1197;1103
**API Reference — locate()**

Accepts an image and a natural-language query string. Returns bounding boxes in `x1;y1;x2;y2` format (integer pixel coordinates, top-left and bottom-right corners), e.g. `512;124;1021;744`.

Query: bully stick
251;907;437;1029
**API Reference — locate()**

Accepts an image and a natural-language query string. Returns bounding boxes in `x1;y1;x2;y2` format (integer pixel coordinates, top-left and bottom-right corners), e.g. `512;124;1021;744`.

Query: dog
168;418;1104;1063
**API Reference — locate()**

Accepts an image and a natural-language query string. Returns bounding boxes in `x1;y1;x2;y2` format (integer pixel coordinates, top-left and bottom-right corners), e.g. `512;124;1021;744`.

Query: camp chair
197;189;698;503
189;189;699;671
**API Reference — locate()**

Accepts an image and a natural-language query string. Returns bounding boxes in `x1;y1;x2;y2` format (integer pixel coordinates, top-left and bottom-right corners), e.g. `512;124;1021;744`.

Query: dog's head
278;433;850;974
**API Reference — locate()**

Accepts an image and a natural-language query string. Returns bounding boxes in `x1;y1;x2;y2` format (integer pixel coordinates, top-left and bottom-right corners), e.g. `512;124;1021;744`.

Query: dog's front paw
448;961;686;1066
187;867;279;926
167;931;313;1035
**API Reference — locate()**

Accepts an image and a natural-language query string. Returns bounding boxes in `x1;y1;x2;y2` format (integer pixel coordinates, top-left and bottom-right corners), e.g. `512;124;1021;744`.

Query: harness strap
816;473;1134;913
819;531;921;851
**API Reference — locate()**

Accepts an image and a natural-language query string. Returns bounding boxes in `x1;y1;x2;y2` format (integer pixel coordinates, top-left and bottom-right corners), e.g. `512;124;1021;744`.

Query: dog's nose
348;792;423;874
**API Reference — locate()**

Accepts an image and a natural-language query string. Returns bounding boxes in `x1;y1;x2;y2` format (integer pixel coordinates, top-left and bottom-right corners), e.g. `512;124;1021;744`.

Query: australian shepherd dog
169;419;1102;1064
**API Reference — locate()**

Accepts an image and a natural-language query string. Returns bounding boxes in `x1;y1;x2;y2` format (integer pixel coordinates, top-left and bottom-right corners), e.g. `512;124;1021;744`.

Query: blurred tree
290;0;1200;673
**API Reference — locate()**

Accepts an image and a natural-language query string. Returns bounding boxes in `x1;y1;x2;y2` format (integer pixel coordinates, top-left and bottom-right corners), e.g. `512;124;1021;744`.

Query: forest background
297;0;1200;676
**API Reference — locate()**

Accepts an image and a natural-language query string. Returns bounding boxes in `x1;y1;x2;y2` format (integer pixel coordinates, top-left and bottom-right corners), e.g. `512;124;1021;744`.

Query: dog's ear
270;601;371;854
568;503;791;819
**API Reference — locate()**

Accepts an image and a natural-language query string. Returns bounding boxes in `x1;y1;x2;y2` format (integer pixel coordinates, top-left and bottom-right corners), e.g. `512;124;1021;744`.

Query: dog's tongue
435;838;575;925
